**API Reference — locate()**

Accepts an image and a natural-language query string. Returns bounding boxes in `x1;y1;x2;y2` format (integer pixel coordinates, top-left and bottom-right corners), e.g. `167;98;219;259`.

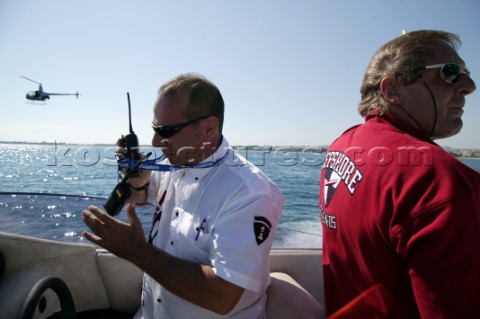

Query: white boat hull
0;231;325;318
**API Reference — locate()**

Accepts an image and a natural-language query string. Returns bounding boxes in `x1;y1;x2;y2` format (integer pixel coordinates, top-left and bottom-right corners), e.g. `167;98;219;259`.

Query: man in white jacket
82;73;284;319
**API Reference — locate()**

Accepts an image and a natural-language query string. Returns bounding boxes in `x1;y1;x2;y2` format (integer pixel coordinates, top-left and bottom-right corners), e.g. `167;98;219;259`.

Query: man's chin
432;121;463;140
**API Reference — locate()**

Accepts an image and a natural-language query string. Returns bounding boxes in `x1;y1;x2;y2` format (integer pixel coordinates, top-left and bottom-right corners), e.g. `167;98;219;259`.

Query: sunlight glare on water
0;143;329;246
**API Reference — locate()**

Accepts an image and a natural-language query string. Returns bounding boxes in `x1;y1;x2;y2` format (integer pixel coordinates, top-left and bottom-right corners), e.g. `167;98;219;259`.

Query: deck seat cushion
267;272;326;319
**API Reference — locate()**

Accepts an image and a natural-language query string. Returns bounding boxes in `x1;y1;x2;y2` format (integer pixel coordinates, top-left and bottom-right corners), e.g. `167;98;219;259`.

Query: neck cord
394;81;437;138
117;149;230;172
421;81;438;138
395;106;425;135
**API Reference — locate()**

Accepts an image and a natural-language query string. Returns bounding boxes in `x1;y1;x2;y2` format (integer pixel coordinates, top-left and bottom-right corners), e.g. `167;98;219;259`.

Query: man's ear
203;116;218;140
380;76;404;105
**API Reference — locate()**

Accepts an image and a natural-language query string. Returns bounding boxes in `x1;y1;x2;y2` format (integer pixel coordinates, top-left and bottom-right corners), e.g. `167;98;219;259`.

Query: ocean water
1;143;479;248
0;143;325;248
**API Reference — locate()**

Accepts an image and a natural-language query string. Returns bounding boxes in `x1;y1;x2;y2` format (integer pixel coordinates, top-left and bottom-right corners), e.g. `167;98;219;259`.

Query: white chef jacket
134;137;284;319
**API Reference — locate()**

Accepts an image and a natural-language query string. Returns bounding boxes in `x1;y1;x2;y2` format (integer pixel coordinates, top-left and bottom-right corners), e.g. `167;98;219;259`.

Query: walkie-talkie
124;92;140;161
104;152;152;216
104;92;144;216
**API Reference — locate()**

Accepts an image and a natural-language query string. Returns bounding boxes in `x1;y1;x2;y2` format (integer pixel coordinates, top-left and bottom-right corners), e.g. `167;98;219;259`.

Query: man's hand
116;137;151;189
82;204;147;260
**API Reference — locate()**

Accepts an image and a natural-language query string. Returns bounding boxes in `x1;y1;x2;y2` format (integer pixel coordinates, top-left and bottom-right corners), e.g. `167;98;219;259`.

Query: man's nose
152;133;170;148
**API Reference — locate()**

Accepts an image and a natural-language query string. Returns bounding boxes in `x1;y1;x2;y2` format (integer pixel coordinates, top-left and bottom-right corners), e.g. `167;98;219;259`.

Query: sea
1;143;479;248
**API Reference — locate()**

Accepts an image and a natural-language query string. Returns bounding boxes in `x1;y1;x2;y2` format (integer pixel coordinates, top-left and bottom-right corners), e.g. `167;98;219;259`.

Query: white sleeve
147;171;162;204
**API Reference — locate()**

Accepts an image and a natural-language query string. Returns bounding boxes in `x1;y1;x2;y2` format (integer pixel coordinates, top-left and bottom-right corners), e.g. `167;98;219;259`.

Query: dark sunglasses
424;63;470;84
151;115;211;138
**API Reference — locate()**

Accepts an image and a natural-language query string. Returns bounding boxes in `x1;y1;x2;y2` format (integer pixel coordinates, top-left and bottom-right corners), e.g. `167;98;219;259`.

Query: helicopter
21;76;80;101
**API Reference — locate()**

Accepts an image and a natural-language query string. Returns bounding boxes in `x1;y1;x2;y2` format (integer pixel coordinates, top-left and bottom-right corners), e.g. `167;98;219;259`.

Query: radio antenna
127;92;134;134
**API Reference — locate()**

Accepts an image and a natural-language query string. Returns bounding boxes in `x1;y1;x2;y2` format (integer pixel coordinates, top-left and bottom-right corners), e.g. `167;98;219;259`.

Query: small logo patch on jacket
323;168;341;207
253;216;272;245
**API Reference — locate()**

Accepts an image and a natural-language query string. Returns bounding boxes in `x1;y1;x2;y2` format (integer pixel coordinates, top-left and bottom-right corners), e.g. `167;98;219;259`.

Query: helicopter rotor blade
21;76;41;85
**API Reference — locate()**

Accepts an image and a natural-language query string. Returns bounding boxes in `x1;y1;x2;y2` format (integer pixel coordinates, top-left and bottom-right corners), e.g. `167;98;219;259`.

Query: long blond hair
358;30;461;117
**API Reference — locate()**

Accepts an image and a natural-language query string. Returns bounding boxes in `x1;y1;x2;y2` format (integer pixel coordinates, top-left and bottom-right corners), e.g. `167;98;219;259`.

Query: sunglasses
424;63;470;84
151;115;211;138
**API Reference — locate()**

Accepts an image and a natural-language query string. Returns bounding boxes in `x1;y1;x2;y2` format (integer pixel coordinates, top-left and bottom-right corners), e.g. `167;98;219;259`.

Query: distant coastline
1;140;479;158
0;140;114;147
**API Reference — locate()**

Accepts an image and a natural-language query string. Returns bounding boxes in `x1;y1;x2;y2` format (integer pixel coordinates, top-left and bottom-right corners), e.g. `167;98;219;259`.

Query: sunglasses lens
151;115;210;138
442;64;462;83
152;126;174;138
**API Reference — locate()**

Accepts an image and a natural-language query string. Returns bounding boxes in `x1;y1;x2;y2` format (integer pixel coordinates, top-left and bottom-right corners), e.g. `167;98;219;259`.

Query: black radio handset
104;92;146;216
124;92;140;161
104;152;152;216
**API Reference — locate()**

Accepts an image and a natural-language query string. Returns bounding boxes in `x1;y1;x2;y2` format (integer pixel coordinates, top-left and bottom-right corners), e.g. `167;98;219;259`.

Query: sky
0;0;479;148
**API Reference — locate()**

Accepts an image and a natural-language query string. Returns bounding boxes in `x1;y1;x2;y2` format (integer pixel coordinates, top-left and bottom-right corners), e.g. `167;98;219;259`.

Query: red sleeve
392;198;480;319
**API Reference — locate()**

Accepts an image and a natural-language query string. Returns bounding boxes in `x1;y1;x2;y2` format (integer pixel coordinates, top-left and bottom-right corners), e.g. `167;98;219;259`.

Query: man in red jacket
319;30;479;319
